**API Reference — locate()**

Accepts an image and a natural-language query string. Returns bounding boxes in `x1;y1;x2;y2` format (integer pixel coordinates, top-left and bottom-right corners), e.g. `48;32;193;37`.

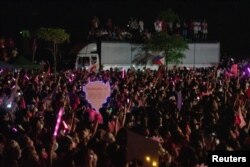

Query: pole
193;41;196;69
32;39;36;63
131;44;132;69
53;42;57;81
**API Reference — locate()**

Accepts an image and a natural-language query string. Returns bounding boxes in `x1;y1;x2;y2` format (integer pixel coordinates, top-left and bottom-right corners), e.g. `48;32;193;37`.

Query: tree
35;27;70;76
159;9;180;23
147;32;188;65
147;10;188;67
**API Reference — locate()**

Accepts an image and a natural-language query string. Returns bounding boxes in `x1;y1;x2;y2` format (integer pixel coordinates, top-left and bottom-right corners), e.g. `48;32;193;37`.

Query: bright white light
7;103;12;108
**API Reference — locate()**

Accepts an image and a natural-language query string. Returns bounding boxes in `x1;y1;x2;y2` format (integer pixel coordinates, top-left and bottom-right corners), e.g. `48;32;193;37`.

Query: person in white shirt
12;48;18;58
201;19;208;39
168;21;173;34
139;19;144;34
154;18;162;32
193;21;199;39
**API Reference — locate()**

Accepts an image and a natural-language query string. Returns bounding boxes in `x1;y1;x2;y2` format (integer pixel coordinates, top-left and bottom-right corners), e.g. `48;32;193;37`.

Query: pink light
67;76;72;83
53;108;64;138
25;75;30;80
62;121;68;129
12;128;18;132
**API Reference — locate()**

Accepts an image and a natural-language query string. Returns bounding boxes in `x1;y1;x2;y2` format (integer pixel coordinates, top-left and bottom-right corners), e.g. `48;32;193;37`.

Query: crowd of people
88;16;208;43
0;38;18;63
0;61;250;167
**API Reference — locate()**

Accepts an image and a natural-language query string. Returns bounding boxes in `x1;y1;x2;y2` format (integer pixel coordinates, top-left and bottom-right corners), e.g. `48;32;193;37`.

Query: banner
83;81;110;112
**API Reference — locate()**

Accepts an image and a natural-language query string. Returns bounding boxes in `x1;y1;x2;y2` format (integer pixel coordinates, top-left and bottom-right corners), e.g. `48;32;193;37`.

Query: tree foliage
35;27;70;44
147;32;188;64
159;9;180;23
35;27;70;76
147;10;188;65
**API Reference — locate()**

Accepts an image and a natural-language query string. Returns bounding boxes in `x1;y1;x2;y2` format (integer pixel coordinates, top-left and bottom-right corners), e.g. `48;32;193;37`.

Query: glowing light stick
53;108;64;138
62;121;68;129
25;75;30;80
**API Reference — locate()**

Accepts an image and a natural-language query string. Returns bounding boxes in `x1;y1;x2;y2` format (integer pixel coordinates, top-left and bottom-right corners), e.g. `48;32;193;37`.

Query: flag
20;98;26;110
235;107;246;128
153;55;164;65
122;67;125;78
177;91;182;111
89;64;97;72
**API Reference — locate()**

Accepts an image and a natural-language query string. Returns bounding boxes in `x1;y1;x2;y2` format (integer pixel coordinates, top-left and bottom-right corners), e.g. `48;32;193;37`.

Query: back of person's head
19;134;34;149
0;133;6;144
104;132;116;144
116;128;127;147
4;140;21;160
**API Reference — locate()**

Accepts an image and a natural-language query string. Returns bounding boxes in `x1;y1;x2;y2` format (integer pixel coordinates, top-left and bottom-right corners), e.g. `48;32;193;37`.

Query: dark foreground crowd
0;65;250;167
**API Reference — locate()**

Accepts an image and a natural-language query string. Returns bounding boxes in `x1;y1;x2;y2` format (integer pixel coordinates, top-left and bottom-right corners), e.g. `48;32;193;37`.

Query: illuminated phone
108;108;112;113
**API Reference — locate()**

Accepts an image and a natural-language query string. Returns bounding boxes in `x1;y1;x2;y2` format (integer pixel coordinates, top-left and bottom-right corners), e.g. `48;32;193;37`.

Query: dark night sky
0;0;250;58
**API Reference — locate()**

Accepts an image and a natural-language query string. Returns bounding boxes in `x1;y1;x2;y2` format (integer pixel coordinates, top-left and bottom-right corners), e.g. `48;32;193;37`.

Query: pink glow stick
62;121;68;129
53;108;64;138
25;75;30;80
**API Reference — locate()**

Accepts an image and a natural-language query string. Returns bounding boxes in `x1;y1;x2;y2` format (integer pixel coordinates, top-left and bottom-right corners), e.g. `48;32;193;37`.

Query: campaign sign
83;81;111;112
